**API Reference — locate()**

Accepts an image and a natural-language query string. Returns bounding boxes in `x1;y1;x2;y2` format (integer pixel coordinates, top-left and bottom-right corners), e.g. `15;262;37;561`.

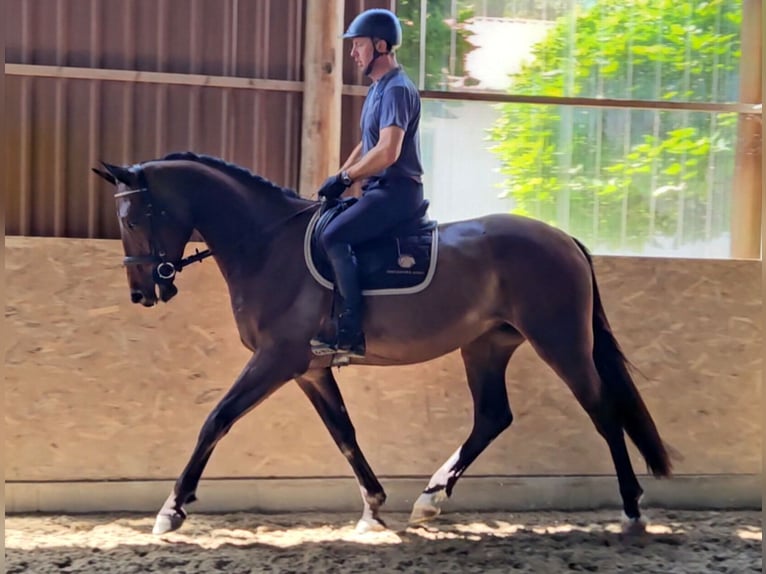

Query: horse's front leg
295;368;387;533
153;344;308;535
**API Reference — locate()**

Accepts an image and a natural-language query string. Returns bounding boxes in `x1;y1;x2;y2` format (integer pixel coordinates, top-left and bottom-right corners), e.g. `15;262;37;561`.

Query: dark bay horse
92;152;672;536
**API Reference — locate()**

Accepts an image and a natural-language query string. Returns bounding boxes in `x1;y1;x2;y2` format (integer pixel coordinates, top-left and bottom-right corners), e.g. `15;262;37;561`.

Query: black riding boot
311;243;366;357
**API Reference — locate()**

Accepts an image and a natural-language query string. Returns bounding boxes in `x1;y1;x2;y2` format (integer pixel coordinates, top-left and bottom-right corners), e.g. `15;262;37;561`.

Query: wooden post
730;0;762;259
299;0;345;198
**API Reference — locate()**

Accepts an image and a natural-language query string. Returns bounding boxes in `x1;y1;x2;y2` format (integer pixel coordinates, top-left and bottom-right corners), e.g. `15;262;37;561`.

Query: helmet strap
363;38;389;77
364;49;381;76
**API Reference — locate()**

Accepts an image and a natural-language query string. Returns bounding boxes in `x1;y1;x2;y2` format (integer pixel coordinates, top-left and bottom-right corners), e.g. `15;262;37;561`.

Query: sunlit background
5;0;761;260
394;0;759;258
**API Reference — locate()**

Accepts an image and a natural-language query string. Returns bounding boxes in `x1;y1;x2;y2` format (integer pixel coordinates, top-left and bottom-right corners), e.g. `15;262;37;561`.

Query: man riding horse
92;6;672;539
310;8;426;359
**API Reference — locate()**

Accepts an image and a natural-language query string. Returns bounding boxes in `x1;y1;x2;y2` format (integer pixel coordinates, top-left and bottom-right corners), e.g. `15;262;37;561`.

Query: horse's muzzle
131;288;158;307
129;280;176;306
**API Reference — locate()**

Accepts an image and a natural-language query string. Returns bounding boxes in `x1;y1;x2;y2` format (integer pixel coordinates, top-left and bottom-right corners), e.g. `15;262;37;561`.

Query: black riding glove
317;173;351;200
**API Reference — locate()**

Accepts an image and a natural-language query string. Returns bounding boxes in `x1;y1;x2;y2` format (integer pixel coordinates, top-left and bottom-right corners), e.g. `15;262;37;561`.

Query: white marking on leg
426;447;462;491
355;485;386;533
410;447;462;523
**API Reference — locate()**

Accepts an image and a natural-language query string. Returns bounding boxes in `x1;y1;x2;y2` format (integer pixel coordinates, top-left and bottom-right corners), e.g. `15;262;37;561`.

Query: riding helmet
343;8;402;51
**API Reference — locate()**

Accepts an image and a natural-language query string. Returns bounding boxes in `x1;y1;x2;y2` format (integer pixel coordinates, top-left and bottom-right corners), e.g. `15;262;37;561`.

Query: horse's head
92;161;194;306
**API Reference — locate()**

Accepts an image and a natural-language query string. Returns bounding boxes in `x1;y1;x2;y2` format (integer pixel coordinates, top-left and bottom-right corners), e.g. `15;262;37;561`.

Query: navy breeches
320;177;424;252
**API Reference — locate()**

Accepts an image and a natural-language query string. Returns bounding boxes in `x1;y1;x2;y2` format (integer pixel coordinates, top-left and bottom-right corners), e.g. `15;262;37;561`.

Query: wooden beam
730;0;762;259
415;89;760;114
298;0;344;198
6;64;760;114
4;63;305;92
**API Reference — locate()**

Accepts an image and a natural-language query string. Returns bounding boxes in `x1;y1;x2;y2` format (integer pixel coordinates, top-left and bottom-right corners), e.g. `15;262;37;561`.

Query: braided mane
161;151;301;199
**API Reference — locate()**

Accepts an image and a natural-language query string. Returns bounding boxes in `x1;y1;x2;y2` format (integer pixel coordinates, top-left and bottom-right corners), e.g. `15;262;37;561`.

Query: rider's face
350;37;376;70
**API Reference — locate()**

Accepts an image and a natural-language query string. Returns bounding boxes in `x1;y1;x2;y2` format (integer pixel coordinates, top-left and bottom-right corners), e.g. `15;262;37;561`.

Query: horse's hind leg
295;368;387;532
410;326;521;524
525;329;645;531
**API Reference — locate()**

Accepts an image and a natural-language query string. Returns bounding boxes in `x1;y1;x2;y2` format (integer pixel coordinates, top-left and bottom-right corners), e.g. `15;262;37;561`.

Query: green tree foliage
461;0;571;19
396;0;478;89
496;0;571;20
487;0;741;251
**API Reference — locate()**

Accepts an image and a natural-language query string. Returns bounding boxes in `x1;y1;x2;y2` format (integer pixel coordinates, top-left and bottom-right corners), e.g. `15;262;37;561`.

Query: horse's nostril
131;291;144;304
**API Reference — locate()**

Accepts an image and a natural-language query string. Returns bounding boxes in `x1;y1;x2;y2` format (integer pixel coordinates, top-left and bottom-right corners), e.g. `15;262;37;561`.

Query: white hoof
409;491;446;524
621;513;647;535
152;510;186;535
355;516;387;534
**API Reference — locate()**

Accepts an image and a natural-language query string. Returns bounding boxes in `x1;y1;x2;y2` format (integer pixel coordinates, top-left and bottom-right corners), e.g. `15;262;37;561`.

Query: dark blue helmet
343;8;402;51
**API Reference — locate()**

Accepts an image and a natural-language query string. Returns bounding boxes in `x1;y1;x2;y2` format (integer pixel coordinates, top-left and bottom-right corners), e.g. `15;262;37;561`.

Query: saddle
305;197;439;295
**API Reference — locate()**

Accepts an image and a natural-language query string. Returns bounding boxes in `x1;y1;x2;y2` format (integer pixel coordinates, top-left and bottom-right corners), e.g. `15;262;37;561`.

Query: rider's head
343;8;402;78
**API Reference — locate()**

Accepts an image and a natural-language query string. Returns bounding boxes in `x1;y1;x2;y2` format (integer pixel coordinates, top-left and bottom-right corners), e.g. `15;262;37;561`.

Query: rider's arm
345;126;404;182
339;142;363;173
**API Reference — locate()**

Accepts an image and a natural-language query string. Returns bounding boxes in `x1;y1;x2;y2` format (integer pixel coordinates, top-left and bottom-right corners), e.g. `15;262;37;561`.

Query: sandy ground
5;509;761;573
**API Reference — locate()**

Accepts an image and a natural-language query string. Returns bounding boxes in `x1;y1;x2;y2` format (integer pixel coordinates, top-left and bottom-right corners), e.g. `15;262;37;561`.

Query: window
397;0;760;259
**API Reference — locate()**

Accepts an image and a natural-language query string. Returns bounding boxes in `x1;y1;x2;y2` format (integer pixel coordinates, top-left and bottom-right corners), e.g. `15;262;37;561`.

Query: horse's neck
186;174;306;278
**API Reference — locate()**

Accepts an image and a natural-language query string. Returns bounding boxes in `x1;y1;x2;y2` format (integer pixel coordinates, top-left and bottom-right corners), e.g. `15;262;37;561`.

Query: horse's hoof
152;510;186;535
621;513;647;536
409;492;443;524
409;504;441;524
355;516;387;533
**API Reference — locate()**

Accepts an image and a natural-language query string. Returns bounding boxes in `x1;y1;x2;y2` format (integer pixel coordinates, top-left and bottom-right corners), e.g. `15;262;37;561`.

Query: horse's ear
91;167;117;185
100;161;133;185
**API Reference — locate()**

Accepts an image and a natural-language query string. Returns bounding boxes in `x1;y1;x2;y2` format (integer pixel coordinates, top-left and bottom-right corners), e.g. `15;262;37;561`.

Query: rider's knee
320;230;336;253
321;232;352;256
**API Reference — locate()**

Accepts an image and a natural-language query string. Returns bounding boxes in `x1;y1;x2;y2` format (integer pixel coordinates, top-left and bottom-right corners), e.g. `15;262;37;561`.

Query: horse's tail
573;238;673;478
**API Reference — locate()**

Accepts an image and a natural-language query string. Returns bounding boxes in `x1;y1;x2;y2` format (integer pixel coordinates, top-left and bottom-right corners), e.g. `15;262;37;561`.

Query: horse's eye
126;221;137;230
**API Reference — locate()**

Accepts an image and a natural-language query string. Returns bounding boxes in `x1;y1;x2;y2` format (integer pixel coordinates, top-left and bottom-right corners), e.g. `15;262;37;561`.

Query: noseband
116;167;212;284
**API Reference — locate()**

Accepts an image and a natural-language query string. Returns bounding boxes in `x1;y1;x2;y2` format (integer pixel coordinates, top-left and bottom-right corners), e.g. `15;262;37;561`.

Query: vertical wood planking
6;0;369;238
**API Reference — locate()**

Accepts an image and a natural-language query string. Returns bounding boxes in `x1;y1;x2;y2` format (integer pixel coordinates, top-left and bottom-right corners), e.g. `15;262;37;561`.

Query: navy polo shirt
360;66;423;182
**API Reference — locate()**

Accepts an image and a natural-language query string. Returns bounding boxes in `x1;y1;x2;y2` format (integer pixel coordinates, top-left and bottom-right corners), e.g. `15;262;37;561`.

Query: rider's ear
373;37;390;54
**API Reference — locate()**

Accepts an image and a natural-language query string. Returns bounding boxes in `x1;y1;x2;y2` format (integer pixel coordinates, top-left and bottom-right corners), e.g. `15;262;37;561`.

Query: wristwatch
340;170;353;186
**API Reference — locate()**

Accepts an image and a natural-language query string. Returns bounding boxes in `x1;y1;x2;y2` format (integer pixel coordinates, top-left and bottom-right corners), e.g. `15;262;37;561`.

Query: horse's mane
160;151;301;199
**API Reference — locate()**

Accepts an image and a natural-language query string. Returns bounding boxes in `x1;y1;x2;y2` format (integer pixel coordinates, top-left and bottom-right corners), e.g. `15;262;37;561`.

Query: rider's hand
317;173;351;200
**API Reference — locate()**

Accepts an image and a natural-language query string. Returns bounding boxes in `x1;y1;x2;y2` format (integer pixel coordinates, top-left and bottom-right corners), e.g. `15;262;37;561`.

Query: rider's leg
322;241;366;355
312;179;424;355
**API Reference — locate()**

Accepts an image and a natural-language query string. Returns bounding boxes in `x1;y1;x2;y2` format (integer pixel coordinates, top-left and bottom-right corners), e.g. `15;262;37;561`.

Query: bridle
115;165;320;285
115;167;212;285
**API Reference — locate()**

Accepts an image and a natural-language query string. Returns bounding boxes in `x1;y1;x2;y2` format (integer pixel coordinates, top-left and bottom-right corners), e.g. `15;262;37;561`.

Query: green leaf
664;162;683;175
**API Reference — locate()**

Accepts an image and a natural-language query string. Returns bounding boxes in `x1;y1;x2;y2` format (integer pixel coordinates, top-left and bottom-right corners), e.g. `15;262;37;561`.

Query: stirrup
310;337;340;357
338;339;366;359
310;335;366;358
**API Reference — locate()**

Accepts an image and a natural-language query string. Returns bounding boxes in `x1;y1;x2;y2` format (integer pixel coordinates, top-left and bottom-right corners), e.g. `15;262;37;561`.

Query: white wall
421;100;513;223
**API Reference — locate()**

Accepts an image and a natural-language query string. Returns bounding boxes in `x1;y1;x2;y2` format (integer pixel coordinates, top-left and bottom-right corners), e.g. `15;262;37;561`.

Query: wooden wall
7;237;761;486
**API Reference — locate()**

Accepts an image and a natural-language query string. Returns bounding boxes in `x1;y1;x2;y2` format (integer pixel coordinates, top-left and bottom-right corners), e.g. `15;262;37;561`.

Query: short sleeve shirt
360;66;423;181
